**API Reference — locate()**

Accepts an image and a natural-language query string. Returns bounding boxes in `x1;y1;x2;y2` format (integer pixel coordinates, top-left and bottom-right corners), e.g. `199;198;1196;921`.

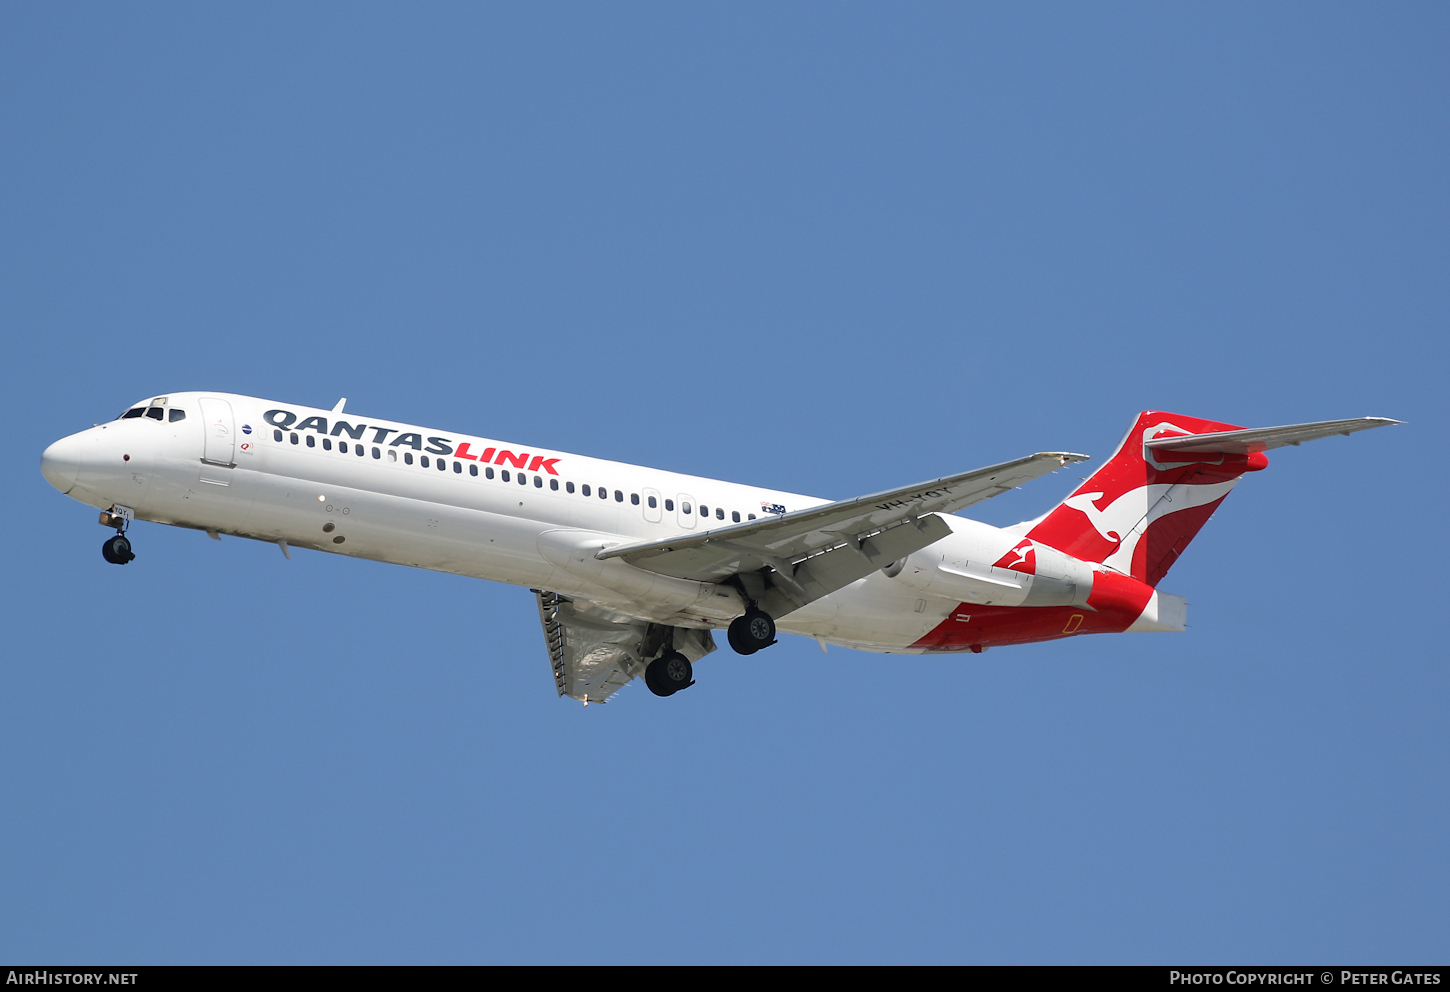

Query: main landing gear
99;507;135;565
642;606;776;699
645;652;694;697
727;608;776;655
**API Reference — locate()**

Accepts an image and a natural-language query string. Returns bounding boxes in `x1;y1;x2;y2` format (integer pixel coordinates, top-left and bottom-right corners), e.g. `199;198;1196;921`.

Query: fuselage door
199;397;236;468
642;487;663;524
677;494;696;529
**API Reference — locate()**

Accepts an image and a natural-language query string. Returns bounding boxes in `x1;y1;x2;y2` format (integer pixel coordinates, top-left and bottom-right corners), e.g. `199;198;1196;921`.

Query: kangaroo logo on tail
1060;481;1239;575
1061;492;1128;543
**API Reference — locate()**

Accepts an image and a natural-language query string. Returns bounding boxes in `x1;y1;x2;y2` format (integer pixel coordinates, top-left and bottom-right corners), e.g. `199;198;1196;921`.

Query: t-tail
1022;411;1400;587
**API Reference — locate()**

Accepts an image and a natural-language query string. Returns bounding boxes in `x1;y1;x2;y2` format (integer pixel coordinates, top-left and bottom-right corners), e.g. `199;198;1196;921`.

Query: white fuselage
41;391;1137;652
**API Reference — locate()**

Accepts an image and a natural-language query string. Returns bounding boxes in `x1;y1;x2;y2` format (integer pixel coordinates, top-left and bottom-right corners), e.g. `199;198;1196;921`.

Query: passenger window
566;482;575;493
341;442;350;454
373;447;381;459
748;513;756;520
665;499;673;511
486;467;495;479
716;508;724;520
453;461;462;473
168;409;186;422
405;452;414;465
290;433;299;444
273;429;283;442
518;473;527;485
683;503;692;514
631;493;639;505
357;445;366;457
306;435;315;447
470;464;478;476
145;407;164;421
323;438;332;451
581;484;590;496
732;511;740;522
389;449;397;463
421;455;429;467
438;458;446;470
550;478;558;490
500;469;508;481
648;496;657;508
122;407;145;419
600;488;609;500
534;476;543;487
700;505;708;516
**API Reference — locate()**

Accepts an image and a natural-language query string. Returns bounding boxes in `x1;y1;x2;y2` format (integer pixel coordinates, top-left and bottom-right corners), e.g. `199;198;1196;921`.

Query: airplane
39;394;1397;704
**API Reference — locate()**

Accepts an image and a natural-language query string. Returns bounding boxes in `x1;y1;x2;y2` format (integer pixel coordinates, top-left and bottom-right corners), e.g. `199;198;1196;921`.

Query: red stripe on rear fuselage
908;569;1155;652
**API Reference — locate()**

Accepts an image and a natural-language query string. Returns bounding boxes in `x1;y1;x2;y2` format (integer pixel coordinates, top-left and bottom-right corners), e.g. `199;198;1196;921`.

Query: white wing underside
535;591;715;703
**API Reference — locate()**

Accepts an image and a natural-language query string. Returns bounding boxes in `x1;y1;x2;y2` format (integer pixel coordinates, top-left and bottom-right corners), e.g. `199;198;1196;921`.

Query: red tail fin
1025;411;1267;586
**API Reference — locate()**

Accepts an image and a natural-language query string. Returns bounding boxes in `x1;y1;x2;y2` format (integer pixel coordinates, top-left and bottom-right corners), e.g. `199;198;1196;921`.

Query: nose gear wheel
102;534;135;565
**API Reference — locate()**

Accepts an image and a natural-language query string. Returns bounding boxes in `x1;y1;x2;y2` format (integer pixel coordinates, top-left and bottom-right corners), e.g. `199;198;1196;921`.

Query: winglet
332;398;347;414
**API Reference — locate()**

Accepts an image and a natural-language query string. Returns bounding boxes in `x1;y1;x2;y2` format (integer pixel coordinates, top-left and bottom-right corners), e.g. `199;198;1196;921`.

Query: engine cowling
889;540;1094;608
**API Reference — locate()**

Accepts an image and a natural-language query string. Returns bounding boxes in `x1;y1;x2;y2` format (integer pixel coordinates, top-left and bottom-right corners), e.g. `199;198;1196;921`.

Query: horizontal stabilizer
1142;417;1400;454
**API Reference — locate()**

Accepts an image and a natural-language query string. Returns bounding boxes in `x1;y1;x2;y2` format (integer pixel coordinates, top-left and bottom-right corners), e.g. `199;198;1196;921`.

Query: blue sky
1;3;1445;964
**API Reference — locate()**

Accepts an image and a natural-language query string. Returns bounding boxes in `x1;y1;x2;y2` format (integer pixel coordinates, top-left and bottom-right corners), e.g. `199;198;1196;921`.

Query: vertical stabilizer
1024;411;1265;585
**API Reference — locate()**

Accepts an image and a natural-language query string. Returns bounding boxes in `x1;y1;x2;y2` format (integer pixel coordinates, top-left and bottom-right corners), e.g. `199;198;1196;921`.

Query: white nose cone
40;433;87;494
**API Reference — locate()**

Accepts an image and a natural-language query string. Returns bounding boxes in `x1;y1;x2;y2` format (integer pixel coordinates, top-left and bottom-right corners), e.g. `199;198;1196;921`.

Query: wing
534;591;716;703
1143;417;1400;454
597;451;1088;618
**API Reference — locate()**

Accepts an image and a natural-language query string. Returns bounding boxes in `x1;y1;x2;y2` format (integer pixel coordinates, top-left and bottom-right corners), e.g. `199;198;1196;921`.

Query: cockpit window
118;397;179;421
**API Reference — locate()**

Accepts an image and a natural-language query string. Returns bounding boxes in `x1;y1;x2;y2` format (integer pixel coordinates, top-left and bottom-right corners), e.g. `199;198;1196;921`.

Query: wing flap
756;514;953;618
534;591;716;703
1143;417;1400;454
536;590;639;702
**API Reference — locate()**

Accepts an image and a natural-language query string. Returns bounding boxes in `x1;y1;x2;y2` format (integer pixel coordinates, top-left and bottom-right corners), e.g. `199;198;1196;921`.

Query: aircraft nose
40;432;88;494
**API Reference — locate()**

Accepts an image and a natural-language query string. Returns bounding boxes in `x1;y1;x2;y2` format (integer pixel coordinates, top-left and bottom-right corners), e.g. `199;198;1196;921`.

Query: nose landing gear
99;506;135;564
102;534;135;564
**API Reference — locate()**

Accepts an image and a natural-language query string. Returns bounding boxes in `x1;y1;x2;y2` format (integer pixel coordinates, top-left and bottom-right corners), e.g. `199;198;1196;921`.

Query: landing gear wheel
727;617;756;655
102;534;134;565
645;651;694;697
728;609;775;655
